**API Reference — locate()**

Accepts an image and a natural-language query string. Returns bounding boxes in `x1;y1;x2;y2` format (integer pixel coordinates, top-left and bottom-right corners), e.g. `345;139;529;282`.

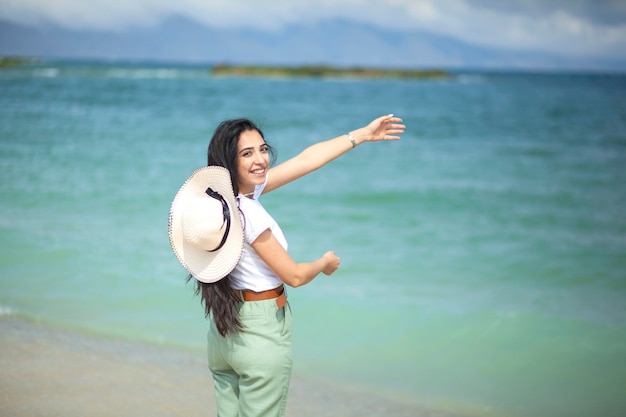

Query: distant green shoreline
0;56;41;68
0;57;451;80
0;56;32;68
211;64;450;80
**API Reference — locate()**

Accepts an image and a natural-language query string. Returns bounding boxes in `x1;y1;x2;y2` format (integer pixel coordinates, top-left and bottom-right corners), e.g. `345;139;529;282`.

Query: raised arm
264;114;405;194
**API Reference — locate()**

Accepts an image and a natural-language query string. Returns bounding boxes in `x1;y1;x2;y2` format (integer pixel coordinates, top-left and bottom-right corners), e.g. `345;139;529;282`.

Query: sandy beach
0;317;464;417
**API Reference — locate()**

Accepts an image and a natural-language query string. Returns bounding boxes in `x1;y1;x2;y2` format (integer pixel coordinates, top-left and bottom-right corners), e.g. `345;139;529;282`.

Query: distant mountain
1;16;624;72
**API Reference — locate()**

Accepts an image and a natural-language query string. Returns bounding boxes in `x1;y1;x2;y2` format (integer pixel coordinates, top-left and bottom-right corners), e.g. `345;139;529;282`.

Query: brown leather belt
236;285;287;308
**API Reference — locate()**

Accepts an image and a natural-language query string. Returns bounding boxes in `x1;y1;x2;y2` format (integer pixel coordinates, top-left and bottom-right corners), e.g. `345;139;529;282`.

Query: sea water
1;61;625;417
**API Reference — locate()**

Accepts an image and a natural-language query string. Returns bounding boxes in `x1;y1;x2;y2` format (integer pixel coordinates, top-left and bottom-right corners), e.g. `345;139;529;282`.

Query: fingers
387;125;406;133
367;114;405;141
384;120;405;140
323;250;341;275
382;114;402;123
382;115;405;133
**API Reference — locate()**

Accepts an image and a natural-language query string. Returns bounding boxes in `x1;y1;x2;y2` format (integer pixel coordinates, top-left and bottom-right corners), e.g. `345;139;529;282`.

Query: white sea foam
456;73;484;84
0;305;14;316
107;68;184;79
33;68;59;77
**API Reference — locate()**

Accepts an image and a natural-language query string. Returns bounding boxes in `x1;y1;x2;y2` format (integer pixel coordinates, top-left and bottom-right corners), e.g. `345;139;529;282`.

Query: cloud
463;0;626;26
1;0;624;58
411;1;626;57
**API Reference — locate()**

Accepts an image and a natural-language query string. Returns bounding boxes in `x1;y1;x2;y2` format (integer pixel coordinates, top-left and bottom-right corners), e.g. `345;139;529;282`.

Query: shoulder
238;196;273;242
238;195;262;214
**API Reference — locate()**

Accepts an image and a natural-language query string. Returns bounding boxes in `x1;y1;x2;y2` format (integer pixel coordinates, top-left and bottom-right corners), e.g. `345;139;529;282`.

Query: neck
240;188;254;198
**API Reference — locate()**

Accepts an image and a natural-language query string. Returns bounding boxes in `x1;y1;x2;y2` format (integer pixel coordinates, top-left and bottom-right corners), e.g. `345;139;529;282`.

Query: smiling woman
169;115;404;417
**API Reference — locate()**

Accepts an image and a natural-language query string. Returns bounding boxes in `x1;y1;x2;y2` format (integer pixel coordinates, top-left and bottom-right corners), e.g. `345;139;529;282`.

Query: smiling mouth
251;168;266;175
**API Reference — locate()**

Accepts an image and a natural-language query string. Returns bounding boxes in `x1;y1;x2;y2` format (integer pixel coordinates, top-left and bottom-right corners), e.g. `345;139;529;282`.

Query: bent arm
264;114;404;193
251;229;340;288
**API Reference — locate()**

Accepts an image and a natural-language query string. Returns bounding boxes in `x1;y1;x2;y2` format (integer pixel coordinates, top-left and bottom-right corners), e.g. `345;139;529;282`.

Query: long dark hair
187;118;276;337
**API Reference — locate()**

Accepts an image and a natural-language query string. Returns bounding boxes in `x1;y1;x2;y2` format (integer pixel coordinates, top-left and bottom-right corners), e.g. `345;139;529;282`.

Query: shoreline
0;316;470;417
210;64;451;80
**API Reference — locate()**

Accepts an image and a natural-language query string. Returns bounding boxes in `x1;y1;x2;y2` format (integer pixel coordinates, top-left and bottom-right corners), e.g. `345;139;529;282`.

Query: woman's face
236;129;270;196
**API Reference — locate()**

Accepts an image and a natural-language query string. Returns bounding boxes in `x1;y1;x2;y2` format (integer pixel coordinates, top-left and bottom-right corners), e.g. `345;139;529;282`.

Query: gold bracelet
347;132;357;148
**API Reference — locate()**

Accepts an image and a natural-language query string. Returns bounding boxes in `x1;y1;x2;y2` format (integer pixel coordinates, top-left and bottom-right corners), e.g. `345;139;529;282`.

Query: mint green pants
208;298;293;417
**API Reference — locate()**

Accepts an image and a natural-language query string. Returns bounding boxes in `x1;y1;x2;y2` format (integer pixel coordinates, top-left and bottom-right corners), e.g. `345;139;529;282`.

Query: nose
253;150;265;164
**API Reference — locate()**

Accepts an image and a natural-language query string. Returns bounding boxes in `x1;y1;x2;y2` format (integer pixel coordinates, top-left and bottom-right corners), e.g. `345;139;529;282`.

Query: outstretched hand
363;114;405;143
322;251;341;276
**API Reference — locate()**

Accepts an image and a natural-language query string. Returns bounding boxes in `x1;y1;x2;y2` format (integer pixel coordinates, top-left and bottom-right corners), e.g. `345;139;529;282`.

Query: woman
169;114;404;416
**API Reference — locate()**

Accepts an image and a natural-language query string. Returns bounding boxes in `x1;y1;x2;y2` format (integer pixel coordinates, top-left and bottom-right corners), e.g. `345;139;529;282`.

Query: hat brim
169;166;243;283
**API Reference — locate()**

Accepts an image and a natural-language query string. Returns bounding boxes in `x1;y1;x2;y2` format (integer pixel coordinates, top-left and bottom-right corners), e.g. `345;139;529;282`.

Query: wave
0;305;14;316
4;64;211;80
32;68;60;78
455;73;485;84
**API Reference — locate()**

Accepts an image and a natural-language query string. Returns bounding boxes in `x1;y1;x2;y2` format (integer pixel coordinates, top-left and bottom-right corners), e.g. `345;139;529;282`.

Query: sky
1;0;625;62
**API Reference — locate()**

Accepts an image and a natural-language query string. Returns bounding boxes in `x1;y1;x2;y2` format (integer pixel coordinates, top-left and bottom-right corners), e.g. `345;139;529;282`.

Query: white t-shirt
229;179;287;291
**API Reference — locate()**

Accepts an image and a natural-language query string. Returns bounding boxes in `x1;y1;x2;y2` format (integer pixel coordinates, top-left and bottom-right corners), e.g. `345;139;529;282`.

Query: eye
260;144;269;153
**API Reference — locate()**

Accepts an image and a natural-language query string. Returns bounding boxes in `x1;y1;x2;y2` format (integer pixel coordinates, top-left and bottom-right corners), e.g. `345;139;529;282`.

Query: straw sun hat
169;166;243;283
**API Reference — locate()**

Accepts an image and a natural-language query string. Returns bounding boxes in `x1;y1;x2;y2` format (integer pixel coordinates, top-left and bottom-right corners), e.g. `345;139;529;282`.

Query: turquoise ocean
1;61;625;417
